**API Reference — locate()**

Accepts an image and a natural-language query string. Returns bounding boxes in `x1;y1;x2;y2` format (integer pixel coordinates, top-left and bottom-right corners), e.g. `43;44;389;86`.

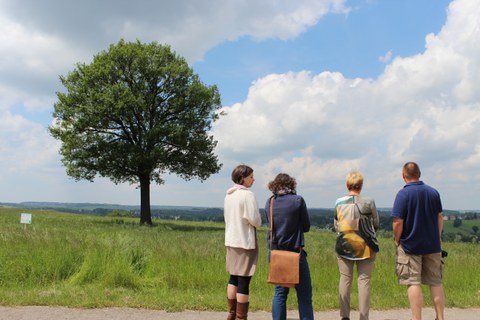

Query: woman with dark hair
265;173;314;320
224;164;262;320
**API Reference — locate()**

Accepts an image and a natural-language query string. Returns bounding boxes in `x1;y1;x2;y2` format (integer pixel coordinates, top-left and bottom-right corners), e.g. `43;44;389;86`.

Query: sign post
20;213;32;230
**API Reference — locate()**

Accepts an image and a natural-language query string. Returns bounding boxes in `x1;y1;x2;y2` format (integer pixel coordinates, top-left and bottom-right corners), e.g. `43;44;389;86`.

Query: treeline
2;202;478;243
128;207;478;244
148;207;396;233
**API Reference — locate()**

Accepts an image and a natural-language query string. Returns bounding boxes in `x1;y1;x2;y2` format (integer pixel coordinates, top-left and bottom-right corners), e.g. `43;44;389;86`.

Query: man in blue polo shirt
392;162;445;320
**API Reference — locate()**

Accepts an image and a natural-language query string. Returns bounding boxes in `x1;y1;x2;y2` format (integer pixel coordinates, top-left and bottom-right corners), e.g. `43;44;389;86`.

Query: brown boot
227;298;236;320
236;301;249;320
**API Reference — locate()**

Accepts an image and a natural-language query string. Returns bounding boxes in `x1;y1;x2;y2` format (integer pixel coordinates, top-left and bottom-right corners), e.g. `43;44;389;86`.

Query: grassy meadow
0;207;479;311
443;218;480;236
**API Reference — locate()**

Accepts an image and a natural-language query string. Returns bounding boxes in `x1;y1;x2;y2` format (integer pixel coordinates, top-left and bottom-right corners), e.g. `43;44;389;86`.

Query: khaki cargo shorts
395;245;443;286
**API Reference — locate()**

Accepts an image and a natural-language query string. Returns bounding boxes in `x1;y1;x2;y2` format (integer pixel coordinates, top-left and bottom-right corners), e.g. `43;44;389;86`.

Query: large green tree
49;40;222;225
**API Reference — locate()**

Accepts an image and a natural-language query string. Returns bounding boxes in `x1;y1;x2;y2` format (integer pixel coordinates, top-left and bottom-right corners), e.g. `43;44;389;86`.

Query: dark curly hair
267;173;297;193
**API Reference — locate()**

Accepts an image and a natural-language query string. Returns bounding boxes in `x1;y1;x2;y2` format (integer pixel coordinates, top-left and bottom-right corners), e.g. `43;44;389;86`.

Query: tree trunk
139;174;152;225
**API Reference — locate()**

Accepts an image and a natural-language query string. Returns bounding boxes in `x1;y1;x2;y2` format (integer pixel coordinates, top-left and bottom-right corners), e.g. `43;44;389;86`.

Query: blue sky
1;0;479;210
194;0;451;105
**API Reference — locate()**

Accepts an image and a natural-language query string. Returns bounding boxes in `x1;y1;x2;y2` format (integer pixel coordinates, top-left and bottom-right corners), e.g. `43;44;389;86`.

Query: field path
0;306;478;319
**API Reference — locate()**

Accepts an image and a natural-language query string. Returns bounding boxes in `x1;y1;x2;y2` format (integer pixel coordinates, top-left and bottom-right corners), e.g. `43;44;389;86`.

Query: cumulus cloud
0;0;349;205
213;0;480;208
0;0;348;62
379;50;393;63
0;112;58;173
1;0;479;209
0;0;349;112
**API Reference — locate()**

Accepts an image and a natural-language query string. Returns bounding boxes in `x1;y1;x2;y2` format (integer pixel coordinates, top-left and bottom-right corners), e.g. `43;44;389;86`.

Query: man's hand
392;217;404;247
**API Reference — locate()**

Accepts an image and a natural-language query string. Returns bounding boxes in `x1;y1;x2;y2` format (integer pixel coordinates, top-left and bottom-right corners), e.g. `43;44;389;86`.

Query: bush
453;218;462;228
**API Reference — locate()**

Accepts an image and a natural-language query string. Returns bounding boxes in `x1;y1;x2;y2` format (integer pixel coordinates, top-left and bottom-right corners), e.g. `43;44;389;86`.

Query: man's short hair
403;162;421;180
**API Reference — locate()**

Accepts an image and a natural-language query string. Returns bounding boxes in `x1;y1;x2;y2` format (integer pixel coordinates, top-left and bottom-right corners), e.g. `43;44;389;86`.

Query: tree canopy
49;40;222;224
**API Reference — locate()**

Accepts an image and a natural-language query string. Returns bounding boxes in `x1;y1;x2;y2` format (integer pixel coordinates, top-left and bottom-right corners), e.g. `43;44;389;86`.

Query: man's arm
438;212;444;240
392;217;404;246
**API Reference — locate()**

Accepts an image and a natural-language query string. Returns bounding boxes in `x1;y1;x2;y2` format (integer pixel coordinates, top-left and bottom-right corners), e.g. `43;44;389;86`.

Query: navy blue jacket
265;193;311;251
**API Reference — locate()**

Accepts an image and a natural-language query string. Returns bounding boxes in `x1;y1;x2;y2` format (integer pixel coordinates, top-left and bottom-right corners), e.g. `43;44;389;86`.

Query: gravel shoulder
0;306;478;320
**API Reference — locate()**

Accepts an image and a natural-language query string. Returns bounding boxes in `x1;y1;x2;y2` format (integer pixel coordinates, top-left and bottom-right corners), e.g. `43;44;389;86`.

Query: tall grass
0;207;478;311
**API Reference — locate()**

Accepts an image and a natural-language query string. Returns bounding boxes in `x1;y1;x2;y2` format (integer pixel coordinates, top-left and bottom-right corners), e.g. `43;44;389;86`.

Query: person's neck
348;191;360;196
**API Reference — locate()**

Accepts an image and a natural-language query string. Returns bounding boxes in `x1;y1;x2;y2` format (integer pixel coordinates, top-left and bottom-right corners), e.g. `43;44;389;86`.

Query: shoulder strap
269;196;274;250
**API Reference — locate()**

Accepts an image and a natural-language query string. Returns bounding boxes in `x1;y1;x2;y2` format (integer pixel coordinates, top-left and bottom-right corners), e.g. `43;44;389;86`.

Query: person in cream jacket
224;164;262;320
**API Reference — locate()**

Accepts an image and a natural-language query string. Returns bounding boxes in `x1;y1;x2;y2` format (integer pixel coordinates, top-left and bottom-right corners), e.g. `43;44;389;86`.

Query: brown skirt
226;244;259;277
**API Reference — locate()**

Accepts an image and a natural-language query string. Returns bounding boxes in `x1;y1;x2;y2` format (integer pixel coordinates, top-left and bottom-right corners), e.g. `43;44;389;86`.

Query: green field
0;207;478;311
443;218;480;236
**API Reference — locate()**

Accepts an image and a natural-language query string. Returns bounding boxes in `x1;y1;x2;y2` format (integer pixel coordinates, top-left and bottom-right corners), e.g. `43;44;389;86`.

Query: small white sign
20;213;32;224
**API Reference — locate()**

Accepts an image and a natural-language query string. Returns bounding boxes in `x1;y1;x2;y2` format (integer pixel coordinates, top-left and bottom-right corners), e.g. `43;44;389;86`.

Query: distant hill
0;201;224;222
1;201;479;243
0;201;205;212
0;201;413;227
1;201;475;217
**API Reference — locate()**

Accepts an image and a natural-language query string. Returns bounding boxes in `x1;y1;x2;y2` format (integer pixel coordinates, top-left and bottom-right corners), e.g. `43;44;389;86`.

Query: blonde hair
346;171;363;191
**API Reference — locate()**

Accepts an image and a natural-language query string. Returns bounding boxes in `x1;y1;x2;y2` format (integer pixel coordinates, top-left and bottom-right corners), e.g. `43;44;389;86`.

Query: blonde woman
334;171;379;320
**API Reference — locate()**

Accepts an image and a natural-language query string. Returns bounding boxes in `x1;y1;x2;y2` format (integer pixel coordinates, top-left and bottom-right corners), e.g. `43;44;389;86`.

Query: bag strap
269;196;274;251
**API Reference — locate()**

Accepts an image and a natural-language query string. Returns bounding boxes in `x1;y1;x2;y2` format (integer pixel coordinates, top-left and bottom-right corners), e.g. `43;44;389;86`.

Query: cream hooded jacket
224;185;262;250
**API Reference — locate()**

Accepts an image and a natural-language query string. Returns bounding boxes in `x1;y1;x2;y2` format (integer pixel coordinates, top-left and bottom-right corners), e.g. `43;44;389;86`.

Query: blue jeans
272;250;314;320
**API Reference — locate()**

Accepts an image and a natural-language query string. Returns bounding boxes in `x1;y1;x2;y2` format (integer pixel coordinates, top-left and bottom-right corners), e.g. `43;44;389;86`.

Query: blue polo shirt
392;181;442;254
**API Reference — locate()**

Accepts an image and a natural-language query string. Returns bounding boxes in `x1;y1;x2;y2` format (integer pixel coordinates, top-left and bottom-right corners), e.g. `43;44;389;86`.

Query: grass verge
0;207;478;311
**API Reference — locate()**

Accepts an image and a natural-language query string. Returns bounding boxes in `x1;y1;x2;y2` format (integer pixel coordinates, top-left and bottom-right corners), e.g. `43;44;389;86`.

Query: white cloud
0;111;58;175
213;0;480;209
0;12;89;114
0;0;350;114
0;0;351;145
0;0;348;63
1;0;479;210
0;0;348;204
379;50;393;63
0;111;142;204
